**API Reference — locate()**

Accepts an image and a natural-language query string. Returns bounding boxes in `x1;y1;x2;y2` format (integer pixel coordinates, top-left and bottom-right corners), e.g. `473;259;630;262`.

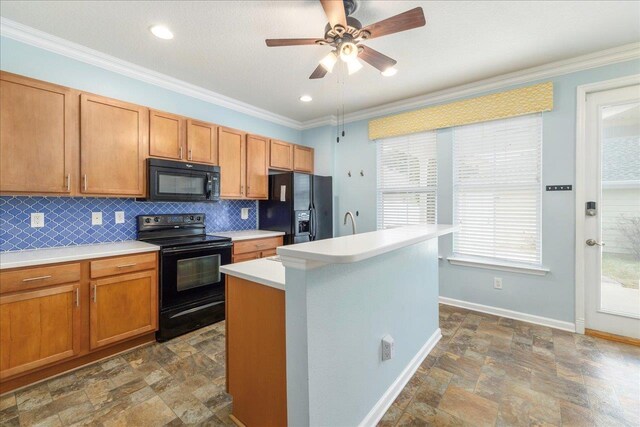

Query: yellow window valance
369;82;553;140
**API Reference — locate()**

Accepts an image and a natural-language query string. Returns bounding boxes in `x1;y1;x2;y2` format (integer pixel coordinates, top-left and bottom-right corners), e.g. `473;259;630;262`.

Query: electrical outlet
241;208;249;220
382;335;394;361
115;211;125;224
92;212;103;226
30;213;45;228
494;277;503;290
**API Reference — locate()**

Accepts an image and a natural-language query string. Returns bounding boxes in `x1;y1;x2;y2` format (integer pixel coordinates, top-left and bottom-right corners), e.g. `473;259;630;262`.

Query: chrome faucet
343;211;357;235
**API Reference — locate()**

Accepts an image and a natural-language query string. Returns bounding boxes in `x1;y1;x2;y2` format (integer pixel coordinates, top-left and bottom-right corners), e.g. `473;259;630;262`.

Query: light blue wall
285;238;439;426
303;59;640;323
0;36;301;142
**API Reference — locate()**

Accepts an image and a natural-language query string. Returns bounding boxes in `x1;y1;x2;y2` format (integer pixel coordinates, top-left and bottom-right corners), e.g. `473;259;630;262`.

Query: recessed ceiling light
150;25;174;40
299;95;313;102
381;67;398;77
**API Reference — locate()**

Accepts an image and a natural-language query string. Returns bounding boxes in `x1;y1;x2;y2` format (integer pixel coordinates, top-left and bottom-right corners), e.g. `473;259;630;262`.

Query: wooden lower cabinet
90;270;157;350
0;252;158;391
226;276;287;426
231;236;283;263
0;283;81;380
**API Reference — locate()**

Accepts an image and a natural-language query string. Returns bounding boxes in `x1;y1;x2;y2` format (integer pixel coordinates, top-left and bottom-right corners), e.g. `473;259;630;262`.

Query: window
453;113;542;265
376;131;437;229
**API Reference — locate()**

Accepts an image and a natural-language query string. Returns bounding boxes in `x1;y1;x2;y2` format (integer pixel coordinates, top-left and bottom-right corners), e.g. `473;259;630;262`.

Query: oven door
149;166;217;202
160;243;232;310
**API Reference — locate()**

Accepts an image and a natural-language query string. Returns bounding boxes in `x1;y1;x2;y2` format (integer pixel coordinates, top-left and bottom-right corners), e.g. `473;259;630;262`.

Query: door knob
586;239;605;247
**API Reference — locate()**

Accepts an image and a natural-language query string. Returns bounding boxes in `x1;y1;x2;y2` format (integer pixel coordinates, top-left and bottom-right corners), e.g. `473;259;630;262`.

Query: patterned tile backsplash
0;196;258;252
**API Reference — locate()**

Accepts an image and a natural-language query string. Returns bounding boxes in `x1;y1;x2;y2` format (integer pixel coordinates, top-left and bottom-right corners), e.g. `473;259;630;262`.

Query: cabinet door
0;283;81;380
218;127;246;199
0;72;78;195
80;94;148;196
90;270;157;350
294;145;314;173
246;135;268;199
269;140;293;170
187;119;217;164
149;110;185;160
233;252;260;263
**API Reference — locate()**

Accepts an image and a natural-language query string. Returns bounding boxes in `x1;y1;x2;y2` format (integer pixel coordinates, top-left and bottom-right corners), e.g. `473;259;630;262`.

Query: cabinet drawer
90;253;157;278
232;237;283;255
232;252;261;263
1;263;81;294
260;249;277;258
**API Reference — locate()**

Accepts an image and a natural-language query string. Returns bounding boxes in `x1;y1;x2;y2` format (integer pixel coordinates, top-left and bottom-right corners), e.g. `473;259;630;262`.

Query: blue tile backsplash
0;197;258;252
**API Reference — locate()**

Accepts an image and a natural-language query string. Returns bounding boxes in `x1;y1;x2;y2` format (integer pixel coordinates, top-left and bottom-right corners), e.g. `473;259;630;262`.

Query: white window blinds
453;113;542;265
377;131;437;229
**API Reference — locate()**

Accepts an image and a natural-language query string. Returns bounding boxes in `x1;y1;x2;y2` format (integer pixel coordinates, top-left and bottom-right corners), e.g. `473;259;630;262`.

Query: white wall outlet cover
92;212;103;226
382;334;395;361
241;208;250;220
115;211;125;224
494;277;503;289
30;213;45;228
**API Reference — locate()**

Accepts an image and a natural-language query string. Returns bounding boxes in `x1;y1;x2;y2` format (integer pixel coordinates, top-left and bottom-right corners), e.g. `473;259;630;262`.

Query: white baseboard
358;328;442;427
439;297;576;332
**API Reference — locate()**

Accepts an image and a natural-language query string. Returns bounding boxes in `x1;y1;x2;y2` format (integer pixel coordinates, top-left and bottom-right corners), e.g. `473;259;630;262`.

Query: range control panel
137;213;205;228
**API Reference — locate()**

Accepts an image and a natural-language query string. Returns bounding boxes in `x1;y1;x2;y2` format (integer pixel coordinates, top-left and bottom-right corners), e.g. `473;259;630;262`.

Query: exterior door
584;84;640;339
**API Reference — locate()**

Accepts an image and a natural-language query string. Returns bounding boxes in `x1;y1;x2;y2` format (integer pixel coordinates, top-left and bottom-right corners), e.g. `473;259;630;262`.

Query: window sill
446;256;549;276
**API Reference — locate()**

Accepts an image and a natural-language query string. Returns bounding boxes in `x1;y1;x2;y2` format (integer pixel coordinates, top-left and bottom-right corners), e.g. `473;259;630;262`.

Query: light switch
92;212;103;226
115;211;125;224
241;208;249;220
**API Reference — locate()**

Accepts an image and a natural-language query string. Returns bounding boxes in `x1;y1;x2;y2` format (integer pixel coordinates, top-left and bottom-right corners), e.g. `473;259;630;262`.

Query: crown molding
299;42;640;129
0;17;304;130
2;17;638;132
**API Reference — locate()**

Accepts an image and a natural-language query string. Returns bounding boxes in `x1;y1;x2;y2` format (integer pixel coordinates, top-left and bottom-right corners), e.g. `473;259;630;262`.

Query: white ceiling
1;1;639;123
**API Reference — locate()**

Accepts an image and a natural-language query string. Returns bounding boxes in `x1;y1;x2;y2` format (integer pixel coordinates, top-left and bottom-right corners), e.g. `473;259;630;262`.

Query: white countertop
221;257;285;291
208;230;285;241
277;225;457;265
0;241;160;270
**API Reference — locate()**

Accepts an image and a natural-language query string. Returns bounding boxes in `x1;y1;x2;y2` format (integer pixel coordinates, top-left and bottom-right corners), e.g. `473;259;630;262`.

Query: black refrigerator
258;172;333;245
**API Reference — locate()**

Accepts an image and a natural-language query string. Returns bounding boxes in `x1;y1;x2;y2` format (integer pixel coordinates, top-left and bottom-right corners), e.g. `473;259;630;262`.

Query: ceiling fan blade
358;45;397;72
320;0;347;29
265;38;322;47
361;7;426;40
309;64;328;79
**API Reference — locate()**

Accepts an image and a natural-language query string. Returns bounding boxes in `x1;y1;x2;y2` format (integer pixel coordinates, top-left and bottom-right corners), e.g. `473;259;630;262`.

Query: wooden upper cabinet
246;135;269;199
89;270;157;350
80;94;148;197
149;110;185;160
187;120;218;164
0;72;78;195
218;127;246;199
269;140;293;171
0;283;81;380
293;145;314;173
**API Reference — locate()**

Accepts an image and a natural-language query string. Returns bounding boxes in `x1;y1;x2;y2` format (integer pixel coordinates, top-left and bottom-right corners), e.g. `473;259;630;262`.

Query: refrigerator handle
311;207;318;240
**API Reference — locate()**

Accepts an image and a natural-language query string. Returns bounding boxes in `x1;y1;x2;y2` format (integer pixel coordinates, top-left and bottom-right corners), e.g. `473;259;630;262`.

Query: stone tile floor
378;305;640;427
1;305;639;426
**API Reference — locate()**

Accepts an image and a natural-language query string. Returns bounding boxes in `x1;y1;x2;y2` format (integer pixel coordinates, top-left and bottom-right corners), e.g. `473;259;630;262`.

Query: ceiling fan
265;0;426;79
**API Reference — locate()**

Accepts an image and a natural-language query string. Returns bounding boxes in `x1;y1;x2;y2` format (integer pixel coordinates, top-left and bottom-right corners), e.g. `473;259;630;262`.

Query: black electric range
137;213;232;342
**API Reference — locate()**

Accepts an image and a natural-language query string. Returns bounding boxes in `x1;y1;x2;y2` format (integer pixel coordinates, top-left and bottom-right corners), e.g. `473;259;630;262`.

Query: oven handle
162;242;232;254
169;300;224;319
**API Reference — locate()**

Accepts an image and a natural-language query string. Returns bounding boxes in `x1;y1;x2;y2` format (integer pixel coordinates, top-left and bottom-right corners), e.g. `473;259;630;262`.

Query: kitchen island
220;225;456;427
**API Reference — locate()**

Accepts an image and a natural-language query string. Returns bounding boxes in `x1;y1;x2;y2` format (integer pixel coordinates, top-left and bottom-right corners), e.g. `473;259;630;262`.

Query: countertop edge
0;242;160;270
221;264;285;291
276;225;458;265
207;230;285;242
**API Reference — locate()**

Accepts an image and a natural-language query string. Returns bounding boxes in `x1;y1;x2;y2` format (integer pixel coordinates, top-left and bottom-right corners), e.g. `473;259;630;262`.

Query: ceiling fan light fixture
347;58;363;75
339;42;358;62
319;51;338;73
381;67;398;77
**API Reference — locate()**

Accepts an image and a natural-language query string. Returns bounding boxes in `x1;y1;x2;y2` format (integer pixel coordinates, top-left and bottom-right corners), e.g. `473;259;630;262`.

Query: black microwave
144;159;220;202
